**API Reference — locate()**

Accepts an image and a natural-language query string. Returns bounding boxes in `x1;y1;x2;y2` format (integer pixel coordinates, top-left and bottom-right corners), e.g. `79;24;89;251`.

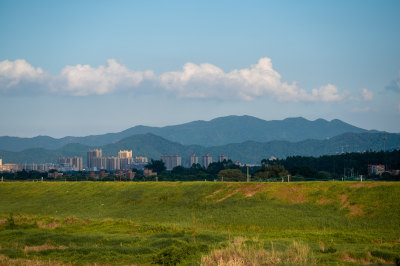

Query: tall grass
201;238;317;265
0;181;399;264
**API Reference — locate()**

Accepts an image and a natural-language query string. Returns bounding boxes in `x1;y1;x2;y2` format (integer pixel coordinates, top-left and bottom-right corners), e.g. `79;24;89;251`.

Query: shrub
6;213;15;230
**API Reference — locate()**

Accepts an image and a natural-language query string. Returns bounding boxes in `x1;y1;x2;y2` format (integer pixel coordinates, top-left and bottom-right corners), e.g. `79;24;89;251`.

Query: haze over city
1;0;400;138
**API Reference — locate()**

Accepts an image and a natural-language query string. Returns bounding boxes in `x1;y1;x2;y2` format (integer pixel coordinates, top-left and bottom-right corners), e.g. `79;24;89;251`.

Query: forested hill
0;132;399;165
0;116;371;152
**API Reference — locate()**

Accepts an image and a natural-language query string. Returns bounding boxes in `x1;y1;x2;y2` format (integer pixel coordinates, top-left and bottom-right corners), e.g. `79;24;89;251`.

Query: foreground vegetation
0;181;399;265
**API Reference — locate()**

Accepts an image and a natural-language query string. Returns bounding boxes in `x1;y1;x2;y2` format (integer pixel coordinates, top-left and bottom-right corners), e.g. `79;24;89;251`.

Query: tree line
2;150;399;181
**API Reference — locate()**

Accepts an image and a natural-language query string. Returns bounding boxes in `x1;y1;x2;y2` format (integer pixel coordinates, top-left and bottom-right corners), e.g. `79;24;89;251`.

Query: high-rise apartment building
135;156;148;163
58;157;83;171
118;150;132;159
161;155;182;170
87;149;102;170
189;154;198;167
95;157;107;170
202;154;213;169
118;150;133;170
105;157;120;171
218;154;228;163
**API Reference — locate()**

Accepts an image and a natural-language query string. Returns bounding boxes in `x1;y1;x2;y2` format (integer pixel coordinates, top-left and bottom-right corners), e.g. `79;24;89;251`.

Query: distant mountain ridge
1;132;399;165
0;116;372;152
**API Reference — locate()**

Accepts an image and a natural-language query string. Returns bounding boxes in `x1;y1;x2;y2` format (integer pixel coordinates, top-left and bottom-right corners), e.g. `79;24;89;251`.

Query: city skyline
1;0;400;137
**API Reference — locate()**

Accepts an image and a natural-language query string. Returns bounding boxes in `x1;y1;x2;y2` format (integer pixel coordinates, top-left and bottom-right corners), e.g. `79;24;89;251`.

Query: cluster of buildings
161;153;230;170
0;149;149;173
87;149;148;171
0;158;58;173
58;157;83;171
367;164;400;176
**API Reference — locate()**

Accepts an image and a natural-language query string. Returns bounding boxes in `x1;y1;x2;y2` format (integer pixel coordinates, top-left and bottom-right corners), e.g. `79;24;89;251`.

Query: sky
0;0;399;138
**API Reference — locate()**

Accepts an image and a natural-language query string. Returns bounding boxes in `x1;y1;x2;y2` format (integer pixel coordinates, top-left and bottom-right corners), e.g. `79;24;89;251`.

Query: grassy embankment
0;181;399;265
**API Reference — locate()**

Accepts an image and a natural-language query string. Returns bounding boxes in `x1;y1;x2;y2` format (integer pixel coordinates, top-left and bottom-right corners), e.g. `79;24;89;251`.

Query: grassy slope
0;181;399;265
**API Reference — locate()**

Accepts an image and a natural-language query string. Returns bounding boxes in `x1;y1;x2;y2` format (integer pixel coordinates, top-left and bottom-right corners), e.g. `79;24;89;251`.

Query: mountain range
0;115;397;165
1;132;399;165
0;115;373;152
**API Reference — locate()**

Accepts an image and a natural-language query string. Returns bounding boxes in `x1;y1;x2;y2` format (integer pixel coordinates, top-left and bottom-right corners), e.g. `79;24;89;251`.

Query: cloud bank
0;58;363;102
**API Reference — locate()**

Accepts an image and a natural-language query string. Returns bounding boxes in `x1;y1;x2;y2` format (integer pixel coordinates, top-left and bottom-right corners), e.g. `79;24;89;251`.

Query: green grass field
0;181;399;265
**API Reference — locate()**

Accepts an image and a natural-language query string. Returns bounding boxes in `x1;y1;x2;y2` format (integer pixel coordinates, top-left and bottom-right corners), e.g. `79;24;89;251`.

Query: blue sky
0;0;399;137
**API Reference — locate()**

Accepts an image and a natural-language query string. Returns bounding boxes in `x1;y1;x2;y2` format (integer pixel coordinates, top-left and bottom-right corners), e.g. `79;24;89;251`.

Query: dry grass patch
339;194;365;217
350;182;385;189
339;252;390;265
269;185;309;204
347;205;365;217
215;183;270;202
339;194;350;209
240;183;268;197
0;254;66;266
62;216;89;226
206;184;232;198
24;244;67;252
316;197;332;205
37;220;60;229
201;238;316;265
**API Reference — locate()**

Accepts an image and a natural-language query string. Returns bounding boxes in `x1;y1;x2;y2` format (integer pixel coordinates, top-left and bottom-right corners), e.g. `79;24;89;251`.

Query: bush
153;243;200;265
6;213;15;230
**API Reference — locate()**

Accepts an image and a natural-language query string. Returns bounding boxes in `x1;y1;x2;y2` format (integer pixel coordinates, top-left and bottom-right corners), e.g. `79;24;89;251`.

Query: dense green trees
263;150;400;179
218;169;245;182
145;159;166;174
253;165;289;181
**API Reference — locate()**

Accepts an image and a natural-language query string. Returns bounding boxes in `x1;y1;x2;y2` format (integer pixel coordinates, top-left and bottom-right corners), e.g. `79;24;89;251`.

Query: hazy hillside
1;132;399;165
0;116;371;151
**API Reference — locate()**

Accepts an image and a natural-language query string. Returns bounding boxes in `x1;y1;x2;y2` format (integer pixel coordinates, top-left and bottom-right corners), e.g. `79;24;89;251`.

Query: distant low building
48;171;63;178
368;164;385;175
125;170;135;180
87;171;97;179
143;169;157;177
234;160;242;166
389;170;400;176
99;170;108;178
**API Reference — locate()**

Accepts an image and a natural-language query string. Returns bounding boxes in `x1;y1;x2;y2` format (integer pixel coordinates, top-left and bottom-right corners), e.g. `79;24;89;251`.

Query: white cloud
0;59;46;92
159;58;346;102
0;58;351;102
55;59;155;96
361;88;373;101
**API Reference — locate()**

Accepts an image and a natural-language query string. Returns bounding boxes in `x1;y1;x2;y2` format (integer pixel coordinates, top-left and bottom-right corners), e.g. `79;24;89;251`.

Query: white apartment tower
189;154;198;167
118;150;133;170
87;149;102;170
202;154;213;169
161;155;182;171
218;154;228;163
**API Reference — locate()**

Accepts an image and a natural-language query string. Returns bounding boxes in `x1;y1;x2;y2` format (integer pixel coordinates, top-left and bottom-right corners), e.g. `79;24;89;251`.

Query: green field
0;181;399;265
